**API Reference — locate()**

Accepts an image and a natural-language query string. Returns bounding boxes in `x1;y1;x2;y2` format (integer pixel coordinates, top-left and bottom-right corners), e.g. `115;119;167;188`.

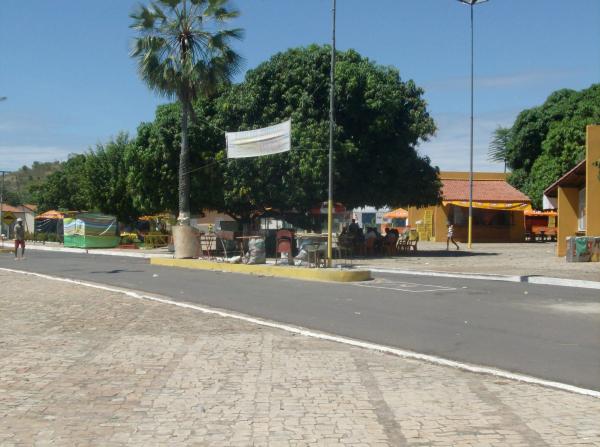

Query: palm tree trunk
178;101;191;225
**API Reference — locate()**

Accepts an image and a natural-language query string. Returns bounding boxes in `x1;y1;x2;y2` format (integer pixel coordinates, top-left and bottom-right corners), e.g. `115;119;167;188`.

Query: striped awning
443;201;532;211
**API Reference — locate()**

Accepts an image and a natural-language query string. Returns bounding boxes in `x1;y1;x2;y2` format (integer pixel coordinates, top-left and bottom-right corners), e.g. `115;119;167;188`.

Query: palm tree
488;126;511;173
130;0;243;225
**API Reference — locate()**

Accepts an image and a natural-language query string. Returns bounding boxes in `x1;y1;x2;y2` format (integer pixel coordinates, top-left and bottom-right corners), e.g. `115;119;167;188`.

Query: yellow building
408;172;531;243
543;125;600;257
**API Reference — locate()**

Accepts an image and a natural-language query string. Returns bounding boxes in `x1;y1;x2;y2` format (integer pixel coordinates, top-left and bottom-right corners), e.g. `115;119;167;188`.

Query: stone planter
172;225;199;259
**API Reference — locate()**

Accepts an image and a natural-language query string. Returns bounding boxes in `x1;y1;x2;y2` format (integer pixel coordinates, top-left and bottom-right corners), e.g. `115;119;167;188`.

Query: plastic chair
275;229;294;264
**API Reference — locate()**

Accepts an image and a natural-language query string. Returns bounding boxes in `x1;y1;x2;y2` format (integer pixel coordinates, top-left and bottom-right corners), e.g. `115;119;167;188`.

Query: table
297;234;328;268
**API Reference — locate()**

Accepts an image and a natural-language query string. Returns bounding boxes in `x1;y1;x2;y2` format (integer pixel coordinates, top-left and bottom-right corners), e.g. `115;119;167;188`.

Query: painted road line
354;281;457;293
363;267;600;291
2;266;599;399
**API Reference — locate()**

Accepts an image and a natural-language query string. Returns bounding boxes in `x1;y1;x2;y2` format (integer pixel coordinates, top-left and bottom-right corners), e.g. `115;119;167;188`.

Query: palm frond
130;0;243;103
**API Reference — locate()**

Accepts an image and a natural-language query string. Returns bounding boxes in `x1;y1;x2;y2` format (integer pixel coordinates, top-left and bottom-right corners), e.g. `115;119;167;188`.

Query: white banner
226;120;291;159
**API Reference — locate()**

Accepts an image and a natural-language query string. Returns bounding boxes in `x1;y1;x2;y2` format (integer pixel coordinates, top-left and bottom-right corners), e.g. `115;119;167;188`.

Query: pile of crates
565;236;600;262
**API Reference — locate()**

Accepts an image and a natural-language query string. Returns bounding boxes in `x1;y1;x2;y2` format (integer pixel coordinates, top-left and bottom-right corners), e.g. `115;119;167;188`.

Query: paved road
2;251;599;391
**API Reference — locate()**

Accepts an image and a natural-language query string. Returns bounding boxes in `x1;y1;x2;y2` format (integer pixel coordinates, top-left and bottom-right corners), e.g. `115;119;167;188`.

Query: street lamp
326;0;336;267
457;0;488;249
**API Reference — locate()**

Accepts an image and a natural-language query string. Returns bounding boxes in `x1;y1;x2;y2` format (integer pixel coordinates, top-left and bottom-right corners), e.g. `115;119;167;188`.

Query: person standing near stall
14;217;25;259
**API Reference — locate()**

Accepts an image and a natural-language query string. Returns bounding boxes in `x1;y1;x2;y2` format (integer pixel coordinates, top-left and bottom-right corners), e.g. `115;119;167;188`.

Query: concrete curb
21;244;172;259
362;267;600;290
151;257;371;283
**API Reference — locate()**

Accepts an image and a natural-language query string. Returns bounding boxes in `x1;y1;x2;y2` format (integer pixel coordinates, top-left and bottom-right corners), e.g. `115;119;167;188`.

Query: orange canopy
384;208;408;219
35;210;65;220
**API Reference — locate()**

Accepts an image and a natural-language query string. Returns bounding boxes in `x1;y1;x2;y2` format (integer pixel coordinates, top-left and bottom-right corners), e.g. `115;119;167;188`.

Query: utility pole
327;0;336;267
457;0;489;249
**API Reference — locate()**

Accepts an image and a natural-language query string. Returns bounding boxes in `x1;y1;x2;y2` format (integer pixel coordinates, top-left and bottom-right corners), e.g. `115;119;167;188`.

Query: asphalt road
2;250;599;391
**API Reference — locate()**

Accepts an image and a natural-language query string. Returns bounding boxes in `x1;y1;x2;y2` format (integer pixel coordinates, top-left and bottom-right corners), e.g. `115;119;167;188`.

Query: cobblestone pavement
1;270;599;447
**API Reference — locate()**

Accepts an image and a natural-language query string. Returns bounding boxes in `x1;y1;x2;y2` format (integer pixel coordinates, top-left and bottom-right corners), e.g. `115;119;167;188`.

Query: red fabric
14;240;25;249
441;180;530;202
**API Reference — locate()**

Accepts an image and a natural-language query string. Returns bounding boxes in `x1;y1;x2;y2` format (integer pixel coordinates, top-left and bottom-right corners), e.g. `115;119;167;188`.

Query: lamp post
457;0;488;249
327;0;336;267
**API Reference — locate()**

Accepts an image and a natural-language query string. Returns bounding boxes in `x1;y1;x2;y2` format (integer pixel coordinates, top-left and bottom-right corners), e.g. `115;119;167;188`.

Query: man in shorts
446;223;459;251
14;217;25;260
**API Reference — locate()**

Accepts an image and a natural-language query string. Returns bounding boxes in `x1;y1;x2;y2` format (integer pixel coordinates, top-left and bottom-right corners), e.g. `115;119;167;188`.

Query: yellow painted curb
150;258;371;283
0;248;13;254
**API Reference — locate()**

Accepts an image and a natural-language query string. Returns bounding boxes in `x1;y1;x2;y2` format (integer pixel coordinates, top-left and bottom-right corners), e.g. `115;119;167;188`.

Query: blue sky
1;0;599;172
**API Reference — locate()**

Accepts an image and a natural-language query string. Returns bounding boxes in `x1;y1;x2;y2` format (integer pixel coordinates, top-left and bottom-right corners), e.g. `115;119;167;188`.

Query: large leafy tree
125;100;224;215
504;84;600;208
31;154;92;212
86;133;140;223
213;45;440;221
130;0;243;225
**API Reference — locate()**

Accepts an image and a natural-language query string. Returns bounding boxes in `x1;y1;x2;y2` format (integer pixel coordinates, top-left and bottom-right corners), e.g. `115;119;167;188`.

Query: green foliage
85;133;139;223
126;101;224;216
30;154;92;212
488;126;511;171
213;45;440;220
1;161;61;205
505;84;600;208
31;45;440;226
30;135;141;223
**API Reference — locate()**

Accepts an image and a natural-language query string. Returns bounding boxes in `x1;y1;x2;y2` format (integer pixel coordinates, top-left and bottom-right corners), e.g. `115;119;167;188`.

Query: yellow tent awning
443;201;532;211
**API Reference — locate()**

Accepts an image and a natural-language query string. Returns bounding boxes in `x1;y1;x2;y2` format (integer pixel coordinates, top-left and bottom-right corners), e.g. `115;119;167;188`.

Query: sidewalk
357;242;600;283
1;270;599;446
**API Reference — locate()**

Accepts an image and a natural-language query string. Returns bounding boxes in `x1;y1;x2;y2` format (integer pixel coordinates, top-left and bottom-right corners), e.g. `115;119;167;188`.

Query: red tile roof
442;179;531;203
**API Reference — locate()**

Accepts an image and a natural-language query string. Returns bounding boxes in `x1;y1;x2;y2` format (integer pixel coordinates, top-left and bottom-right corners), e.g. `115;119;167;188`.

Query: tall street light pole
457;0;488;249
327;0;336;267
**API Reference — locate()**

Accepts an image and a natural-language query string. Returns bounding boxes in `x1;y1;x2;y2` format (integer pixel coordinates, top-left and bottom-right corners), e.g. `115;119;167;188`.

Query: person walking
446;223;459;251
14;217;25;260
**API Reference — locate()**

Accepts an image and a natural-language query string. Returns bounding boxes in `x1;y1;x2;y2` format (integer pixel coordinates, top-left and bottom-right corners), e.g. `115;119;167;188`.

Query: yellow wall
510;211;526;241
434;206;449;242
557;187;579;257
586;125;600;236
408;205;438;240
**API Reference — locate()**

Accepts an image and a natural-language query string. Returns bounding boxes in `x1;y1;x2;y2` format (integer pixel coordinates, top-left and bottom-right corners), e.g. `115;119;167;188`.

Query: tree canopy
504;84;600;208
31;45;442;224
213;45;440;220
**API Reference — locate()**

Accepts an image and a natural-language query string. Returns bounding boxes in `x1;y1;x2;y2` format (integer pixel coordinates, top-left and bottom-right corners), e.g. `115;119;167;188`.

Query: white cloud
0;145;75;171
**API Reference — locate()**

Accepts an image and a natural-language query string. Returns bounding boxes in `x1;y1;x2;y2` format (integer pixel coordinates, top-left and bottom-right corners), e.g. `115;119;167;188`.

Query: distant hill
2;161;62;205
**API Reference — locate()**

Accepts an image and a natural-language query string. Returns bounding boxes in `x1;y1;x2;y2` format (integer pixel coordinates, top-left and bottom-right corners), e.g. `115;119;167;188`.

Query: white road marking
354;279;457;293
1;266;599;399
